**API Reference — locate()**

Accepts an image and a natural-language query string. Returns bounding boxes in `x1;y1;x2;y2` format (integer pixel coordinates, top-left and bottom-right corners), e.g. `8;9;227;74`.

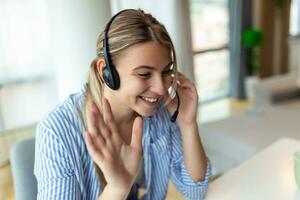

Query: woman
34;9;211;200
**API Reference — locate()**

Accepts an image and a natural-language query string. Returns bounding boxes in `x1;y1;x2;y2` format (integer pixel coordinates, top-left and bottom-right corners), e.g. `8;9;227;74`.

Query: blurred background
1;0;300;199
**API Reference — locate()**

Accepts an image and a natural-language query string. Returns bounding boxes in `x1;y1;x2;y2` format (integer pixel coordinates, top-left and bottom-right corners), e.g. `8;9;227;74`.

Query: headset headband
103;9;134;68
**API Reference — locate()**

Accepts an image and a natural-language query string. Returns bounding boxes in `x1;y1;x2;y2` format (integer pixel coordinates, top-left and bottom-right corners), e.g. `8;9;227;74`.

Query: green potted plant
241;28;263;76
241;28;263;99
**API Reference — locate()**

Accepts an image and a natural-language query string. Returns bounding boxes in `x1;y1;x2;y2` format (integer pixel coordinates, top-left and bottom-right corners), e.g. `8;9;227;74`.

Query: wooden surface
0;164;14;200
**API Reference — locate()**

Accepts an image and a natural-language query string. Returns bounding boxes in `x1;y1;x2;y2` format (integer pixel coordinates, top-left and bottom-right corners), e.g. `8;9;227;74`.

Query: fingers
102;98;119;135
175;72;198;103
84;131;104;163
177;72;192;85
103;98;112;122
86;101;109;144
87;101;104;137
102;98;123;147
130;116;143;153
176;72;196;90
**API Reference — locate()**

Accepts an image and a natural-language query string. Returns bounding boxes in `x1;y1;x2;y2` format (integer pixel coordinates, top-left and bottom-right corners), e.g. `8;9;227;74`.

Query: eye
138;73;151;79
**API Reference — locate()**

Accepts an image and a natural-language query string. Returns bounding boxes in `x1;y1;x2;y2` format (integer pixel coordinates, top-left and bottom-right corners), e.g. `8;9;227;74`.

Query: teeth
141;96;158;103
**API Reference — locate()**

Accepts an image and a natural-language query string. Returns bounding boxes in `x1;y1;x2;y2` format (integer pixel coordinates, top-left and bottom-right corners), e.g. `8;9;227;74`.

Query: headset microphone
170;91;180;123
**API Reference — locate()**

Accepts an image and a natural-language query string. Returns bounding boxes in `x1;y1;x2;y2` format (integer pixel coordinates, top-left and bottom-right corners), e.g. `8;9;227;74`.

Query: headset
102;10;123;90
102;9;180;123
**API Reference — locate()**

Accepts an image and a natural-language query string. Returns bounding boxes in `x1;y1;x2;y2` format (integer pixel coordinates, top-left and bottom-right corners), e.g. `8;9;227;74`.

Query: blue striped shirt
34;85;211;200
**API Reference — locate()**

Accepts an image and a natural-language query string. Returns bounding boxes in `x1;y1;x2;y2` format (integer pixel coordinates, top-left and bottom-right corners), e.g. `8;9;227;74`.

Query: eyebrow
132;61;174;71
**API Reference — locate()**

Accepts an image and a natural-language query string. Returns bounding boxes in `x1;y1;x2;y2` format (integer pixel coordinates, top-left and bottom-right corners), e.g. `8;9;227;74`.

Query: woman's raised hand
166;72;198;126
84;98;143;195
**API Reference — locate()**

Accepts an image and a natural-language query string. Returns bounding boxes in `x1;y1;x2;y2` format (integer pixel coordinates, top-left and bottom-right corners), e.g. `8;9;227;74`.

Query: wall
289;37;300;73
48;0;112;101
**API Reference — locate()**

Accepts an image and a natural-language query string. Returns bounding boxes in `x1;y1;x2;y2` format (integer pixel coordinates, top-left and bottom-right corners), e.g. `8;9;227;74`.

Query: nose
150;75;166;95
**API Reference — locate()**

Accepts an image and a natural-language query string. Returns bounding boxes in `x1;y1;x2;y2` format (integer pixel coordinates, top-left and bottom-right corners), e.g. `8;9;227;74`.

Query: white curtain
0;0;51;80
0;0;112;129
0;0;53;129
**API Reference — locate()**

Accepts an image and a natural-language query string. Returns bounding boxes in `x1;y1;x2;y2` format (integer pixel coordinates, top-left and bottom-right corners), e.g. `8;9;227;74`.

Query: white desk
201;105;300;177
205;137;300;200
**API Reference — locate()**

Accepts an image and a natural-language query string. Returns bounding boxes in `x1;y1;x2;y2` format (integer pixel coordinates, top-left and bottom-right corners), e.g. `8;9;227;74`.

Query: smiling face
103;41;174;117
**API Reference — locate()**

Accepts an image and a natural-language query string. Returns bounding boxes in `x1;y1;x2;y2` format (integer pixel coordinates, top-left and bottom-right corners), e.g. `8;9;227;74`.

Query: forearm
97;185;129;200
178;122;207;182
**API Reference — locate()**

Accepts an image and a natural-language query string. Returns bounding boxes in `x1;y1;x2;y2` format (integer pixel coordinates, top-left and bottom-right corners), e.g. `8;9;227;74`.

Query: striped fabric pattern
34;85;211;200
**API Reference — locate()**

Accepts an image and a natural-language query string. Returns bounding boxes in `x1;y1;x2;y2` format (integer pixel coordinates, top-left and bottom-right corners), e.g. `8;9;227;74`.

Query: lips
141;96;159;103
138;96;161;108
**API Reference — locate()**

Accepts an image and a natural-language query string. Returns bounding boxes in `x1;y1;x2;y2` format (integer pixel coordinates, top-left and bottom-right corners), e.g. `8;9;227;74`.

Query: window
0;0;51;80
290;0;300;36
190;0;230;102
0;0;56;130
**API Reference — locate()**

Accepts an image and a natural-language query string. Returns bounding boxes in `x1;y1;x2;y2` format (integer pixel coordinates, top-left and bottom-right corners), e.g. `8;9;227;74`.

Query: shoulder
36;84;87;144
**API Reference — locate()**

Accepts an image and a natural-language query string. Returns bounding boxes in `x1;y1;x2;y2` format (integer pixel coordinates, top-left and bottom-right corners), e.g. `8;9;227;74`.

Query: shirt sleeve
34;122;81;200
169;122;212;200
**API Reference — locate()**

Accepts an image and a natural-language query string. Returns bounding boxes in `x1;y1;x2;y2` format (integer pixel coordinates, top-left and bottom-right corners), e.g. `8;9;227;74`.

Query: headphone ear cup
102;65;120;90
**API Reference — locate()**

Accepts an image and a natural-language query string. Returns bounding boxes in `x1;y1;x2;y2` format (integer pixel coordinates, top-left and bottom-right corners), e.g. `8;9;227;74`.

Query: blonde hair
83;9;178;189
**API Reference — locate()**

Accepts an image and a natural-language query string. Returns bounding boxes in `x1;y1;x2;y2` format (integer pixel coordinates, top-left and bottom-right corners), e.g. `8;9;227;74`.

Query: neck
112;108;138;127
103;91;138;129
104;93;138;145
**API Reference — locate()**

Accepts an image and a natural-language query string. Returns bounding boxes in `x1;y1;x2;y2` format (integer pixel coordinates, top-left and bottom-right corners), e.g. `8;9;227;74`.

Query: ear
96;58;106;76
